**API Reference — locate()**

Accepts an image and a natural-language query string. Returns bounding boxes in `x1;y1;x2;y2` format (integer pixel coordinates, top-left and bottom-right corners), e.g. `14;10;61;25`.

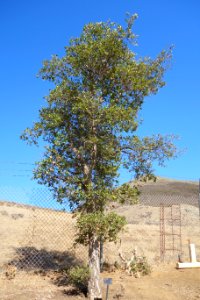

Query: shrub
130;256;151;276
68;265;90;295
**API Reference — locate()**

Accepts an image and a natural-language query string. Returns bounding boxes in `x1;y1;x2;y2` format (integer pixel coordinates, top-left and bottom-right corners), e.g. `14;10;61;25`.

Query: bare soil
1;265;200;299
106;265;200;300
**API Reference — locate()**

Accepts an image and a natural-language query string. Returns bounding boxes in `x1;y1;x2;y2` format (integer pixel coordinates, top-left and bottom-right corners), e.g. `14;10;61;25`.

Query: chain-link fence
104;193;200;267
0;184;200;279
0;187;88;281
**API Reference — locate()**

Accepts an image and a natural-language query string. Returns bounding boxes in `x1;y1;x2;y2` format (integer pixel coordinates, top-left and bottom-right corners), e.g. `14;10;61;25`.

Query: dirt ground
1;264;200;300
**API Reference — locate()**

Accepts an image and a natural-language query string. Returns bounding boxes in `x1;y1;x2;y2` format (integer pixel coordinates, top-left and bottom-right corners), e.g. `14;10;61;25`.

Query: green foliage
114;183;140;205
75;212;126;245
130;256;151;276
21;14;177;245
68;265;89;294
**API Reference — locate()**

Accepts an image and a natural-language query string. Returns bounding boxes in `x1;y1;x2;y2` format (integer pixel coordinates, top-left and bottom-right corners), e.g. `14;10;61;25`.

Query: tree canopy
21;14;177;299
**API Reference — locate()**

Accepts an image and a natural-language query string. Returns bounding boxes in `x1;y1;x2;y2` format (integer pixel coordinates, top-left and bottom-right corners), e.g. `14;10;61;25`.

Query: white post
177;243;200;269
189;243;197;263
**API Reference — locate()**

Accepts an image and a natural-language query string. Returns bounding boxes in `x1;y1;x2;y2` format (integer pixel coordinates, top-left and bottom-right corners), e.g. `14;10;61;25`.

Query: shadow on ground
9;246;83;271
7;246;88;297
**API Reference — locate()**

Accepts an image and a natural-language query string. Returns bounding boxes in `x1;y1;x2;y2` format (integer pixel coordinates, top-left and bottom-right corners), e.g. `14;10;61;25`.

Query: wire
0;161;35;165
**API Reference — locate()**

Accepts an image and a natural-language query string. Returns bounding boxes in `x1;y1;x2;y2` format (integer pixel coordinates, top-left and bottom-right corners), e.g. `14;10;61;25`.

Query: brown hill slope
138;177;198;196
129;177;199;206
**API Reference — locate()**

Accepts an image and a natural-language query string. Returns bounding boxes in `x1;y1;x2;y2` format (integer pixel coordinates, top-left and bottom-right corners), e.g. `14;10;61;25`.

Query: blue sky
0;0;199;201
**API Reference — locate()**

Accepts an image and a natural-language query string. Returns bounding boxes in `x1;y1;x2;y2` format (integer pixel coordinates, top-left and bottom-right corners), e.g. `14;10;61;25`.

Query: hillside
131;177;199;206
138;177;198;196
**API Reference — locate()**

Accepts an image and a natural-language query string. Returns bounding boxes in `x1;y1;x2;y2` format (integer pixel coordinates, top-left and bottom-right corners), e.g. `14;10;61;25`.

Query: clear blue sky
0;0;200;195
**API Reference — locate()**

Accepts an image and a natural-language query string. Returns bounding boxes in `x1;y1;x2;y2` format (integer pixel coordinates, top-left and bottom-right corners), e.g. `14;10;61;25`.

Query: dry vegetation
0;178;200;299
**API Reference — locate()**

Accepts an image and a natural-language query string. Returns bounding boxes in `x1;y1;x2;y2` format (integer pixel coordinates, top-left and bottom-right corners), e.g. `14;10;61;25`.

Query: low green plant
68;265;90;295
130;256;151;276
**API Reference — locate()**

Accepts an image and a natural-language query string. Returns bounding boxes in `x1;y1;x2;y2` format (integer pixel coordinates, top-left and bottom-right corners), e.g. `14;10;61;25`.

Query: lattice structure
160;204;165;261
160;204;182;261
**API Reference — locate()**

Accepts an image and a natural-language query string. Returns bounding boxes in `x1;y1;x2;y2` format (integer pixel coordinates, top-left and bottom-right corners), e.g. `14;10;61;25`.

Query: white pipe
176;243;200;269
189;243;197;263
177;262;200;269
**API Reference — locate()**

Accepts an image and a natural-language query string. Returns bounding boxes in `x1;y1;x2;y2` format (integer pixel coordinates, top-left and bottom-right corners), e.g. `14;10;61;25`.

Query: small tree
21;14;177;299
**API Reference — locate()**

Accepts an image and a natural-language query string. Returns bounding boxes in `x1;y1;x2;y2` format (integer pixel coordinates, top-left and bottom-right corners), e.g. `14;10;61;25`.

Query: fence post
198;179;200;219
100;236;103;272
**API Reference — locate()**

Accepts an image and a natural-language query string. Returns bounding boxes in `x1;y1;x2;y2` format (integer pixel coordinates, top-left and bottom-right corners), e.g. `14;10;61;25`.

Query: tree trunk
88;237;102;300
